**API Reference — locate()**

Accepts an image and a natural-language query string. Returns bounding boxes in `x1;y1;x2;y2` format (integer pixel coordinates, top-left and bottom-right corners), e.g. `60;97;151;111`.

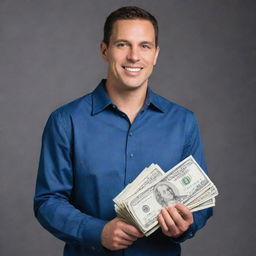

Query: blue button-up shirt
34;79;212;256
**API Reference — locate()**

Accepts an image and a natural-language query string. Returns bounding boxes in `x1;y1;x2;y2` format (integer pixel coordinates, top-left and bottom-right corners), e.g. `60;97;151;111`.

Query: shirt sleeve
33;110;107;254
172;111;213;243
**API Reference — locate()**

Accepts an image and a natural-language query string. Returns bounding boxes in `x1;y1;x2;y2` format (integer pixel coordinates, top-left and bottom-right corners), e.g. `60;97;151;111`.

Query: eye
141;44;151;49
116;42;127;48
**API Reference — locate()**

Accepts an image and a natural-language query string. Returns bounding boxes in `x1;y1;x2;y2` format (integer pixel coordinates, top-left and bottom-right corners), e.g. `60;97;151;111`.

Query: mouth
122;66;143;72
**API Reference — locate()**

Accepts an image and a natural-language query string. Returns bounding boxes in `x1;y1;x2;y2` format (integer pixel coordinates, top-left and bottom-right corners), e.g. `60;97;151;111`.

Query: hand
157;203;193;238
101;217;144;251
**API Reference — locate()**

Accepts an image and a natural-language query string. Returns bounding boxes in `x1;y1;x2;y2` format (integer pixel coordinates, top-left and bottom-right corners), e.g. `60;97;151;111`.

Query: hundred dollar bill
144;197;215;236
114;164;165;224
190;198;215;212
126;156;215;233
187;186;218;209
114;164;165;206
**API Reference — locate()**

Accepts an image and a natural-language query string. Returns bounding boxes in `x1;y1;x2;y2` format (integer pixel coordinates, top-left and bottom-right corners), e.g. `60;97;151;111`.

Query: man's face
101;19;160;90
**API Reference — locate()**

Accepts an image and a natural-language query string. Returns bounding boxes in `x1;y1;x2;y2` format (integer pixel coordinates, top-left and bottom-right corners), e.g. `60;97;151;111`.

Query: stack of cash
113;155;218;236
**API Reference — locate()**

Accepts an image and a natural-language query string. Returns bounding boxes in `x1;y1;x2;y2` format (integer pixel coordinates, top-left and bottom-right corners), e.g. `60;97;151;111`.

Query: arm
34;110;107;253
158;111;213;242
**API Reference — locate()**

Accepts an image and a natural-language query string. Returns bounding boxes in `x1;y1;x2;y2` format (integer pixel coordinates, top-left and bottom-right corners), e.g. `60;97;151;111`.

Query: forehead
110;19;155;43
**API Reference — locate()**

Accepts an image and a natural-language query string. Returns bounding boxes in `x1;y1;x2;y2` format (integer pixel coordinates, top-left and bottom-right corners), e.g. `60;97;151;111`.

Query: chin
121;79;147;90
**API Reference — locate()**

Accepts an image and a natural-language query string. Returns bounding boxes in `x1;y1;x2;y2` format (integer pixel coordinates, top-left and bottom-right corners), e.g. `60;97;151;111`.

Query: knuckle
116;221;122;228
113;237;119;243
135;231;141;237
113;230;119;237
167;205;173;212
179;225;187;233
113;242;120;249
112;245;118;250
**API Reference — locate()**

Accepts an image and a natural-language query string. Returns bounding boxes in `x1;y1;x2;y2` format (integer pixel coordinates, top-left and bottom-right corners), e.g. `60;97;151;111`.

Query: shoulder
50;92;92;120
153;91;195;118
44;92;92;135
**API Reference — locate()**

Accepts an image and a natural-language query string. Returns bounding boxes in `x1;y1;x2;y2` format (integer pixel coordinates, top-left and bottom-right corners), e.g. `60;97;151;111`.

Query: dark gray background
1;0;255;255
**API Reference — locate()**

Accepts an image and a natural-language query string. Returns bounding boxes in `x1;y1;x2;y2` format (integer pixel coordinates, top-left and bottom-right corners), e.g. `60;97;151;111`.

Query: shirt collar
92;80;112;115
145;87;165;113
91;79;166;115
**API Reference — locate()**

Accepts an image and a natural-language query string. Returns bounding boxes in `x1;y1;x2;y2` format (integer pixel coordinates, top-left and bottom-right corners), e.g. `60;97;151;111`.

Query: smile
123;66;143;72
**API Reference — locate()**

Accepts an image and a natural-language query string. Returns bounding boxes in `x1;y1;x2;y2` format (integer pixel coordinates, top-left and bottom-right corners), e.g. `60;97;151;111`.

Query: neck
105;80;148;123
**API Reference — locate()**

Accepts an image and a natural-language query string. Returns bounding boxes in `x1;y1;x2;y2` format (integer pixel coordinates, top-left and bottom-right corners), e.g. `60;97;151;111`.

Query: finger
117;237;133;246
157;213;168;233
113;243;128;250
161;208;179;235
166;205;187;232
175;204;193;224
122;223;144;238
119;230;138;242
117;244;128;249
116;218;143;238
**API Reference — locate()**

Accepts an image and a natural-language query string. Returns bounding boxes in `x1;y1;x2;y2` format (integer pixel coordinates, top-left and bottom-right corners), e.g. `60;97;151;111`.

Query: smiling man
34;6;212;256
100;18;159;123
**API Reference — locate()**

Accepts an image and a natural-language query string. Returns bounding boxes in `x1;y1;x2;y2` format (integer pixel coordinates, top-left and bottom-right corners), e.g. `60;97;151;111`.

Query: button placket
128;128;134;158
124;127;136;185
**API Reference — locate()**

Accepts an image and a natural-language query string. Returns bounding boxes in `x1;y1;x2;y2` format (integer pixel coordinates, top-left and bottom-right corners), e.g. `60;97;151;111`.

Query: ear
100;41;109;62
153;46;160;66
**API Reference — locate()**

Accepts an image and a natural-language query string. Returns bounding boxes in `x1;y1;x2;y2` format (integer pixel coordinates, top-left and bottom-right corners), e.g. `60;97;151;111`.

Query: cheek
109;56;122;69
109;60;122;76
145;55;157;67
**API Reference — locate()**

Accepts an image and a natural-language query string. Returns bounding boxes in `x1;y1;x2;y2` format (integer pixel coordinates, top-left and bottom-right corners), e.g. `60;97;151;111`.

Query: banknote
114;164;165;207
114;155;218;236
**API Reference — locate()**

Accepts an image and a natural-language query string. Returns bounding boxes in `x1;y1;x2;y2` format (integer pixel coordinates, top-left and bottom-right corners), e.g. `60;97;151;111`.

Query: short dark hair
103;6;158;47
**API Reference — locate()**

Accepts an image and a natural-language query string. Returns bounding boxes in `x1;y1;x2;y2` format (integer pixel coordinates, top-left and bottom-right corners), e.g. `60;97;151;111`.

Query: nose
127;46;140;63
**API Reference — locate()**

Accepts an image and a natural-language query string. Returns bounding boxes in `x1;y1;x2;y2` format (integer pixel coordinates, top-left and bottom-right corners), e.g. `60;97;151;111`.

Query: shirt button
130;153;134;158
129;131;133;136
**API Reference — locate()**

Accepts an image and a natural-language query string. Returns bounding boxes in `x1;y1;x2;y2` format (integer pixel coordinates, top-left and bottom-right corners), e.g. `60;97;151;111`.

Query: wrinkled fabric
34;79;212;256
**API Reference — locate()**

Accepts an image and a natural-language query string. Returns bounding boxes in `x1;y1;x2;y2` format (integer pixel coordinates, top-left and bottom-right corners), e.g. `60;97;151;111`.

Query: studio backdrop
0;0;255;255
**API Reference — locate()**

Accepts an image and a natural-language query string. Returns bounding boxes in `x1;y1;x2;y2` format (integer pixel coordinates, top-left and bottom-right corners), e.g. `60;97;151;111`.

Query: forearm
34;195;107;252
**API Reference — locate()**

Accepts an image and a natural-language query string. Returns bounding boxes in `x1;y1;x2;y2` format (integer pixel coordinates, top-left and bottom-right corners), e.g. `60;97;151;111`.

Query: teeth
124;67;141;72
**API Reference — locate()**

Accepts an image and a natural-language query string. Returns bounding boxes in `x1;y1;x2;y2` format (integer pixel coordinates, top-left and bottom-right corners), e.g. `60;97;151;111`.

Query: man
34;6;212;256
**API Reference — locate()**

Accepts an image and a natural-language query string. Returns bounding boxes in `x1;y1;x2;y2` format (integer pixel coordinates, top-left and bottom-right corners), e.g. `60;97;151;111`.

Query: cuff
170;224;195;244
80;216;108;254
